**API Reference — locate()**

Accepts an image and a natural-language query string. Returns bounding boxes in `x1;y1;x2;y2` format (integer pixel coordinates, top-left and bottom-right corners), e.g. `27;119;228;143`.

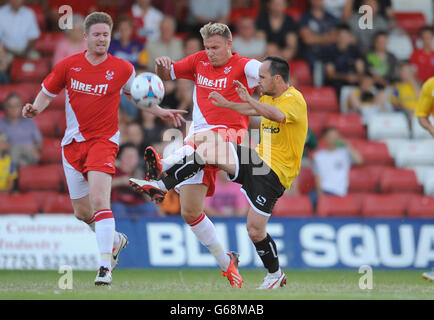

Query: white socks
162;144;195;172
188;212;230;271
93;209;115;270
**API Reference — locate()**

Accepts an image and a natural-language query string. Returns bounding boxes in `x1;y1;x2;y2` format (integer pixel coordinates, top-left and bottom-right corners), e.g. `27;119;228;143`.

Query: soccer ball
131;72;165;108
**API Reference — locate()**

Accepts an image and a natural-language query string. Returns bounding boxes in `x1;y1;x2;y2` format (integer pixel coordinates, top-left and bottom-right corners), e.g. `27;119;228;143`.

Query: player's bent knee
247;224;266;243
181;207;203;224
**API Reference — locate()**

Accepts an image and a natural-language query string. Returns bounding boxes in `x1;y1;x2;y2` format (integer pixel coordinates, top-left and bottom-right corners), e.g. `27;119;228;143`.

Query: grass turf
0;269;432;300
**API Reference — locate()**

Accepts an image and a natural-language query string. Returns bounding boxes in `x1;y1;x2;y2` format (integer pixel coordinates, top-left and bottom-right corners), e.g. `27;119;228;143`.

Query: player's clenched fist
155;56;173;70
22;103;39;118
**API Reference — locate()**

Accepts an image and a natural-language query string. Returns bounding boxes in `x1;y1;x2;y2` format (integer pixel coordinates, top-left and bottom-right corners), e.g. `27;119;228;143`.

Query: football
131;72;165;108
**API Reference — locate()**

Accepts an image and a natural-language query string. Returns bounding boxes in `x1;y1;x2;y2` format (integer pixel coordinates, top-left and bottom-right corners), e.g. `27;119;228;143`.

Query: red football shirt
170;51;261;136
410;49;434;83
42;52;135;147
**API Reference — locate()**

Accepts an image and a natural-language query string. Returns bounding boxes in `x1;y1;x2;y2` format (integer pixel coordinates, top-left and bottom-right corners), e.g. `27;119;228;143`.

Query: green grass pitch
0;269;432;300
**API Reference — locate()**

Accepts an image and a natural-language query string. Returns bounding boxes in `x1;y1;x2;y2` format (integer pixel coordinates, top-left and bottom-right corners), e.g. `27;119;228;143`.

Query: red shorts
194;127;247;197
63;138;119;178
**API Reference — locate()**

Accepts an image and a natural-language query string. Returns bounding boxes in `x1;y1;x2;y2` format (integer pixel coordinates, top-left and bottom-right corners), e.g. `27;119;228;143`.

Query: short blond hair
199;22;232;41
84;12;113;34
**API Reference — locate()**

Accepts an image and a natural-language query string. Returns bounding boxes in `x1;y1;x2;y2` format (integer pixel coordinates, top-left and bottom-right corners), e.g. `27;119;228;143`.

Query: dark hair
419;25;433;36
5;92;22;105
337;23;351;32
374;31;388;41
117;142;138;159
264;56;290;83
322;126;339;137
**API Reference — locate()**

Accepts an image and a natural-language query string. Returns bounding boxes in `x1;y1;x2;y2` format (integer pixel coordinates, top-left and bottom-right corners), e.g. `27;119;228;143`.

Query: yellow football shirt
255;86;308;189
415;77;434;117
0;153;17;191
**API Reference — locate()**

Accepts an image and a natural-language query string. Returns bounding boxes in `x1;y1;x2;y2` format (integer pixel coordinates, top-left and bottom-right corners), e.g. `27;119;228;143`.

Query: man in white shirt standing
0;0;40;63
312;127;363;208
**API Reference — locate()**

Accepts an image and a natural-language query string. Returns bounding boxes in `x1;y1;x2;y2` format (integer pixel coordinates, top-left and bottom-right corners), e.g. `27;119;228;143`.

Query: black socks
253;233;280;273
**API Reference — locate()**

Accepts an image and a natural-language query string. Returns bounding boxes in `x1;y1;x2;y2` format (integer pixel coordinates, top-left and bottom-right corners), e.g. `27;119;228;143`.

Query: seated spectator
204;170;249;217
390;62;421;117
344;0;394;22
386;22;413;62
347;75;391;124
0;40;8;84
325;24;365;94
182;35;202;57
0;93;42;167
52;14;87;66
256;0;298;60
299;0;338;67
187;0;230;31
310;127;363;207
348;0;388;55
147;15;184;71
130;0;164;43
0;133;17;193
410;26;434;83
136;109;166;148
111;143;159;217
232;15;266;59
161;78;194;111
0;0;40;62
123;122;147;161
366;31;398;88
109;14;147;69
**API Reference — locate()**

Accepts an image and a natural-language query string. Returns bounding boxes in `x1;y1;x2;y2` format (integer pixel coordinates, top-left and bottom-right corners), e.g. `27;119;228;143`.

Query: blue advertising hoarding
115;217;434;270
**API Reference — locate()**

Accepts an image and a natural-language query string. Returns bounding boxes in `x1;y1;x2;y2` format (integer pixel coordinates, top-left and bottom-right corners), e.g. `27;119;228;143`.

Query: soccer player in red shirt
21;12;186;285
410;26;434;83
136;22;262;287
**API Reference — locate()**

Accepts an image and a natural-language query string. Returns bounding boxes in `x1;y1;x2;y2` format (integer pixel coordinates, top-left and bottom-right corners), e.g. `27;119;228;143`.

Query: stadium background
0;0;433;272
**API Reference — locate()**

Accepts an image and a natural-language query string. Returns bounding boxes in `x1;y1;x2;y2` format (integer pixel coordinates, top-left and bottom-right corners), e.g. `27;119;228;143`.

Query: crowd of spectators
0;0;433;217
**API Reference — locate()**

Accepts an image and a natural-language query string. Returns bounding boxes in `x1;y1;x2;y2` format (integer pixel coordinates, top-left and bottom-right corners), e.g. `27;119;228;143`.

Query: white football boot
422;270;434;283
94;266;112;286
257;271;287;290
111;232;128;270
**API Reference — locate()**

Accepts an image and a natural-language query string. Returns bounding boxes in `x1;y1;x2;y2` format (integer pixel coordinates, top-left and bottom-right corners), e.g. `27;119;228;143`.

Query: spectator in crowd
344;0;393;22
147;15;184;71
299;0;338;67
111;143;159;217
325;23;365;94
0;93;42;167
390;62;421;117
0;133;17;193
123;122;147;160
256;0;298;60
52;14;87;66
386;21;414;62
232;15;266;59
348;0;388;54
187;0;230;31
204;170;249;217
310;127;363;207
0;0;41;62
136;109;166;148
347;75;390;124
130;0;164;43
366;31;398;88
182;35;202;57
323;0;348;21
0;40;8;84
410;26;434;83
109;14;147;69
161;78;194;111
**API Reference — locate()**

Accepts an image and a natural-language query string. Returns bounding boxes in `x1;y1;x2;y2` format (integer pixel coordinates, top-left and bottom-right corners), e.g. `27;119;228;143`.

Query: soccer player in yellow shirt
131;56;308;289
416;76;434;282
415;76;434;137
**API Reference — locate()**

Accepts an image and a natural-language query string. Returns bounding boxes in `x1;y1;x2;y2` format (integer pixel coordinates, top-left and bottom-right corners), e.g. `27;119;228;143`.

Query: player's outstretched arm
417;116;434;137
22;90;53;118
208;91;260;116
234;80;286;123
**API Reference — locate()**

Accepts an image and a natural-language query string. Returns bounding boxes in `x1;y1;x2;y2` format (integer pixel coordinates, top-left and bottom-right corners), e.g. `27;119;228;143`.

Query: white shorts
62;149;89;200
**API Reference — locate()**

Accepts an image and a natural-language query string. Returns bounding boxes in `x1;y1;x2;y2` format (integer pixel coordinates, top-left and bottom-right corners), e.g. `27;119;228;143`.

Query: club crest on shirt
105;70;115;80
224;66;232;74
70;67;81;72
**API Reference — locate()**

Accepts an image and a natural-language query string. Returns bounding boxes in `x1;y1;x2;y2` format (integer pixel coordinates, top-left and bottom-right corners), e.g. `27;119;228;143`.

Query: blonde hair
199;22;232;41
84;12;113;34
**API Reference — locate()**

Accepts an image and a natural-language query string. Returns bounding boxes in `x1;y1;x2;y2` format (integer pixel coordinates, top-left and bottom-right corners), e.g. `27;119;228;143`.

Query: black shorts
227;143;285;216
